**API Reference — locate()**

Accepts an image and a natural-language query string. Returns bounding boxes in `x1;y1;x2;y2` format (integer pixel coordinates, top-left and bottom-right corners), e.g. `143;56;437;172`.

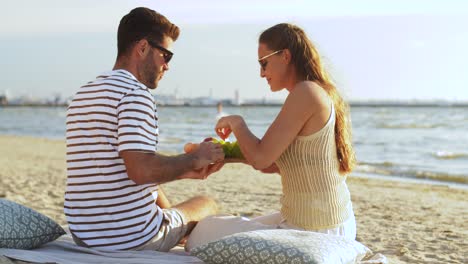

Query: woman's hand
215;115;243;140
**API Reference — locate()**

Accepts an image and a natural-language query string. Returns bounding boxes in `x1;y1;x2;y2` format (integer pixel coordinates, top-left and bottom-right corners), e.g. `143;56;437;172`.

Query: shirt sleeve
117;88;158;153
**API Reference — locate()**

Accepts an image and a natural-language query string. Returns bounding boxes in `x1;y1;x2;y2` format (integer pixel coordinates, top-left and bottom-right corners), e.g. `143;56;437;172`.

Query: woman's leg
250;212;283;226
185;214;276;251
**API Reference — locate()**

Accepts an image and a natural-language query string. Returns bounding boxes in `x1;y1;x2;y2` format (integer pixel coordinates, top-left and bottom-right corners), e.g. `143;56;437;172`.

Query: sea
1;105;467;186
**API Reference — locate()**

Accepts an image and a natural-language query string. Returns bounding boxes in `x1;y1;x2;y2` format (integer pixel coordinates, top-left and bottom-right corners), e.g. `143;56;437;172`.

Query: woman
216;23;356;238
186;23;357;250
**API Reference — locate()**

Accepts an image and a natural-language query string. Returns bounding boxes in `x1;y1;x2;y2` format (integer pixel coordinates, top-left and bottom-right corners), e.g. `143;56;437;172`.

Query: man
64;7;224;252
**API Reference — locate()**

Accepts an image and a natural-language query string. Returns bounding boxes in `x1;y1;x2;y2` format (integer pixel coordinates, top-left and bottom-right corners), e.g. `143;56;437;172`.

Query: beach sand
0;135;466;263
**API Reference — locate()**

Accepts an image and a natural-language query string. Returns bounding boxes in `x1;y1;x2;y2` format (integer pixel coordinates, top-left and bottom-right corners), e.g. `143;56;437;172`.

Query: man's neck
113;58;140;80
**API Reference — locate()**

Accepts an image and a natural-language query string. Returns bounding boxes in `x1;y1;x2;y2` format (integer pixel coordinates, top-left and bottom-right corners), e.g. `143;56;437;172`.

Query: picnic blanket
0;234;202;264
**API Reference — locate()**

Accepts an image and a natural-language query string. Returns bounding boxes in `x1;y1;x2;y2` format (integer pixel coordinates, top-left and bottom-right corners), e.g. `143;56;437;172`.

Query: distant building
189;97;218;106
154;94;185;106
234;89;241;105
0;95;7;106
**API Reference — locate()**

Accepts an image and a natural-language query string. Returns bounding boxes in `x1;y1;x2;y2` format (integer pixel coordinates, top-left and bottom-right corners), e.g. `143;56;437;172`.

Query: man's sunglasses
147;40;173;64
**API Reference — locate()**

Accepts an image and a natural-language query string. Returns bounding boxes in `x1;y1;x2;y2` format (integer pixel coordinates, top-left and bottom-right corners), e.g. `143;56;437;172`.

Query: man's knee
193;195;218;212
174;195;218;222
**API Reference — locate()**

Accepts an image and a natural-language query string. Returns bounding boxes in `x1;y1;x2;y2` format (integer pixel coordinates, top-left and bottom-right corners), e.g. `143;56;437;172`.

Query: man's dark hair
117;7;180;58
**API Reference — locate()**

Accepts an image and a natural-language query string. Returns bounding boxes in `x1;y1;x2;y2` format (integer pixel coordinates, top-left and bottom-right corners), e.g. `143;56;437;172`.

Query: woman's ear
282;49;292;64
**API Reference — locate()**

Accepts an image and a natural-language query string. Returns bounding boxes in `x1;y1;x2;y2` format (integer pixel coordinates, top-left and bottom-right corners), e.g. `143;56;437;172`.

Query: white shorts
132;208;188;252
72;208;188;252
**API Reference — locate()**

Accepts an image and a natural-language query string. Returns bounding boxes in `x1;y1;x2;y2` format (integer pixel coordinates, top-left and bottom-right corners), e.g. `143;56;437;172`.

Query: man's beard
142;51;160;89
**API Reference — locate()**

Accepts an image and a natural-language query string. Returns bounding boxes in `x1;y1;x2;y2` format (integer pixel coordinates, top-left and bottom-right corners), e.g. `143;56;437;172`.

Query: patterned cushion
191;229;371;264
0;199;65;249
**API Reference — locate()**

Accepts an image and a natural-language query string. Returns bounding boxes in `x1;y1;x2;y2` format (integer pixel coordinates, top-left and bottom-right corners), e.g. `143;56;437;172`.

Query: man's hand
181;140;225;180
177;162;224;180
190;141;225;170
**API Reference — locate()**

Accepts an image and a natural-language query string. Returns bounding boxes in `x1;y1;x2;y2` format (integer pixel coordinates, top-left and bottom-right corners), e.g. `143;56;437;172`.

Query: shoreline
0;135;466;263
2;102;468;107
0;133;465;188
352;172;468;190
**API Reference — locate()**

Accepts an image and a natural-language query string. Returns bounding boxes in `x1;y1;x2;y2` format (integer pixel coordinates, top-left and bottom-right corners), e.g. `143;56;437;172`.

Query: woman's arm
215;82;329;170
259;162;280;174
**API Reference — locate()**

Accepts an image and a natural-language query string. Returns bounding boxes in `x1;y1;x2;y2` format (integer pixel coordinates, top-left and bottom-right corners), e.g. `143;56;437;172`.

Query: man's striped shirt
64;69;162;250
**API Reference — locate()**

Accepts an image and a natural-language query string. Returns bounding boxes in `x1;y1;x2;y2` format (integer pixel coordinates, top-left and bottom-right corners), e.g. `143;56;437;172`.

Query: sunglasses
147;40;174;64
258;50;283;71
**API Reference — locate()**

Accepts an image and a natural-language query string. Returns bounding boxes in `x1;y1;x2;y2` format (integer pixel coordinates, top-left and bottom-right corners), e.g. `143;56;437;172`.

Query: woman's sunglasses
258;50;283;71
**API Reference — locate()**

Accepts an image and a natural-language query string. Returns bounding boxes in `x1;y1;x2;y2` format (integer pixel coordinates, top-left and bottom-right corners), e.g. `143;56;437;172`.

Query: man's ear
135;39;150;58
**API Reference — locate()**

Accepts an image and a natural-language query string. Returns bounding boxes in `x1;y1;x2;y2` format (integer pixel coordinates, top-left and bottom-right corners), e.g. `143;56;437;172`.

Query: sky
1;0;468;102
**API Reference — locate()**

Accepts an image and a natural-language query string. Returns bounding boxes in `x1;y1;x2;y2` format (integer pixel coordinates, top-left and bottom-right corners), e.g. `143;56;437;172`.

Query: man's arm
120;141;224;185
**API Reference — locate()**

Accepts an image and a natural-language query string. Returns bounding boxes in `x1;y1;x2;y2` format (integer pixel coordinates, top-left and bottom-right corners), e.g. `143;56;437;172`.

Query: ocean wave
356;164;394;176
159;137;184;144
433;151;468;160
377;123;445;129
359;161;394;167
355;164;468;184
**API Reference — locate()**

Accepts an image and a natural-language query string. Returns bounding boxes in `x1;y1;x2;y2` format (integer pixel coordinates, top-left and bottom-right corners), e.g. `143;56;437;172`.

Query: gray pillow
0;199;65;249
191;229;371;264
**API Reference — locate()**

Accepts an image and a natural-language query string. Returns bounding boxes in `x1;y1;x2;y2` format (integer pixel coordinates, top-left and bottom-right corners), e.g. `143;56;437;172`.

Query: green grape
212;138;244;159
230;141;244;159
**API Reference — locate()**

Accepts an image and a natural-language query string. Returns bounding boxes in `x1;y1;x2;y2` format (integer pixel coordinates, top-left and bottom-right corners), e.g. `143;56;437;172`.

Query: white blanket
0;231;387;264
0;235;203;264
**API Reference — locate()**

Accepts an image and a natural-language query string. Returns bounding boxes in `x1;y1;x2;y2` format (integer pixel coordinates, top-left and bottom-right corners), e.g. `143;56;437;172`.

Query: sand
0;135;466;263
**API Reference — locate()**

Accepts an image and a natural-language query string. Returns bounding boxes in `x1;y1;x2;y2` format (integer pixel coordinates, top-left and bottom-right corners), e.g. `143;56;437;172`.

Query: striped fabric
276;103;353;230
64;69;163;250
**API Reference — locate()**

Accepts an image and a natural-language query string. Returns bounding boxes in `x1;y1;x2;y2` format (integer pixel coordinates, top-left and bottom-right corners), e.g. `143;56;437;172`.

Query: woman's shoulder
290;81;330;107
294;80;325;92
